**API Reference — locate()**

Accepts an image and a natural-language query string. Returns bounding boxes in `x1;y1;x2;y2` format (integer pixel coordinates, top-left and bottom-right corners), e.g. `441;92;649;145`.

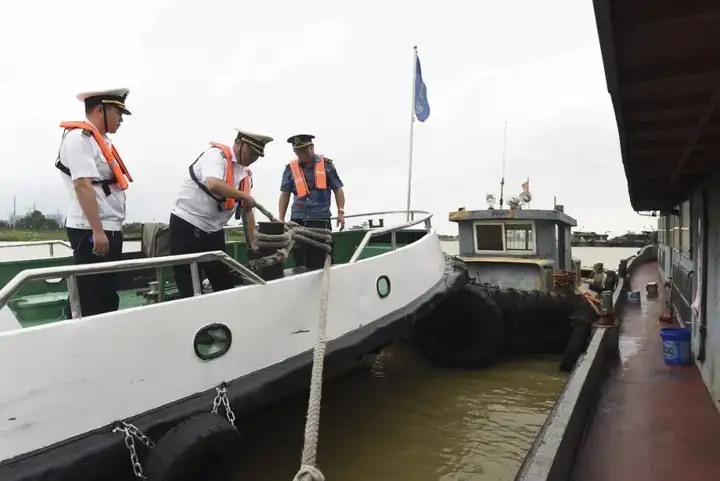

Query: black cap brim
287;134;315;150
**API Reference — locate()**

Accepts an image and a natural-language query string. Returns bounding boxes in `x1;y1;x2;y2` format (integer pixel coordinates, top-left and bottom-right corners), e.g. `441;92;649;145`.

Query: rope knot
292;465;325;481
243;203;333;271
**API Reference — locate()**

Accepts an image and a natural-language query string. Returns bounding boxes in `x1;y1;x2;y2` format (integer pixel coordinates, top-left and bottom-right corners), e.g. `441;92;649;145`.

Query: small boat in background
411;190;616;372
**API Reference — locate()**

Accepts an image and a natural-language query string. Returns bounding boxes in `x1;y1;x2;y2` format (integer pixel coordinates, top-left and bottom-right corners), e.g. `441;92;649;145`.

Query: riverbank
0;230;67;242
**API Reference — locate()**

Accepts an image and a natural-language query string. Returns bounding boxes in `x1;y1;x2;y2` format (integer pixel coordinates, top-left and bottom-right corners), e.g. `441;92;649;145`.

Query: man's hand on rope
240;193;257;209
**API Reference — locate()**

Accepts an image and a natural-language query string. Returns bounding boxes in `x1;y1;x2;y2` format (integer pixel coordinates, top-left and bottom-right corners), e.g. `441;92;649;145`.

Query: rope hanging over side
292;252;331;481
240;203;330;481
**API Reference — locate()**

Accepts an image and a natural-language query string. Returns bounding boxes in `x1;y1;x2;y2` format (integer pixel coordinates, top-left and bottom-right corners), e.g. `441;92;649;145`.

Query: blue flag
414;53;430;122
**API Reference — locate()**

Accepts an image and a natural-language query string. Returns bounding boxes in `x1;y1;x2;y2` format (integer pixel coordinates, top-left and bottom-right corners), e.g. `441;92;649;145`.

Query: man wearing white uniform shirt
169;128;272;298
55;88;133;317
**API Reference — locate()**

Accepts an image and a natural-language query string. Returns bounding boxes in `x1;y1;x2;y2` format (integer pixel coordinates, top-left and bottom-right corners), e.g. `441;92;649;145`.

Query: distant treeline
0;210;250;242
0;210;144;235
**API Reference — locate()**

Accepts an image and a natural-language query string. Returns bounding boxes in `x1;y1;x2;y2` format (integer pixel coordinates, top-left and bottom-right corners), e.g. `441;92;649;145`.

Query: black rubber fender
144;413;242;481
559;321;593;372
413;283;505;369
487;287;526;319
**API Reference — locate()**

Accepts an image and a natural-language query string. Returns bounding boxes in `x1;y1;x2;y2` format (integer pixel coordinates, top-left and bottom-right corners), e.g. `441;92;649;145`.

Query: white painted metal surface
0;306;20;332
0;229;445;460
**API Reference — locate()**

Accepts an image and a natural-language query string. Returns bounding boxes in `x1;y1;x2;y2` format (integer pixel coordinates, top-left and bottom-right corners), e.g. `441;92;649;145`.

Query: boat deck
571;262;720;481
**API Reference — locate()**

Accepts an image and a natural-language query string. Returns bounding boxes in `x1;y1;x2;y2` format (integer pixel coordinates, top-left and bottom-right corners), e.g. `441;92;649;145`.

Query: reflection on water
232;342;566;481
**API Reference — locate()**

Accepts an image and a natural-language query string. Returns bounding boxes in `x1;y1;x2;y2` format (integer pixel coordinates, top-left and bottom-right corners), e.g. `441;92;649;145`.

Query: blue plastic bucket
660;328;692;366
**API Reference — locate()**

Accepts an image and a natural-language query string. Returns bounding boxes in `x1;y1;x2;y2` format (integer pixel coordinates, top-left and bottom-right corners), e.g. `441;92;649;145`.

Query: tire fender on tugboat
144;413;241;481
413;283;506;368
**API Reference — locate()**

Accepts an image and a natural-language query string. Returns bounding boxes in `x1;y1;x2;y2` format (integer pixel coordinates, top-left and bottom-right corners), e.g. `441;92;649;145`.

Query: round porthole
194;323;232;361
376;275;391;298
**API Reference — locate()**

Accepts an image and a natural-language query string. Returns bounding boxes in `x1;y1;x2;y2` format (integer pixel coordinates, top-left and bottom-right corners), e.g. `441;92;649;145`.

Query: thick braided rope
240;204;330;481
292;252;331;481
246;204;332;270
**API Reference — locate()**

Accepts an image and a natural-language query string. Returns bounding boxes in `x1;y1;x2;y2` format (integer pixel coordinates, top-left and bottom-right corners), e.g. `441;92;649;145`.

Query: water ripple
231;344;567;481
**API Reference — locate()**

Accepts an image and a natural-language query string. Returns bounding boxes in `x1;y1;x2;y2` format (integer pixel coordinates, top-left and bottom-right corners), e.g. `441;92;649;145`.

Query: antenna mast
499;121;508;208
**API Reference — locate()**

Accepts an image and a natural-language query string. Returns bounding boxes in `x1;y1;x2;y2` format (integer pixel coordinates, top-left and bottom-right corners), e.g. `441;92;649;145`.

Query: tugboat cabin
448;206;578;291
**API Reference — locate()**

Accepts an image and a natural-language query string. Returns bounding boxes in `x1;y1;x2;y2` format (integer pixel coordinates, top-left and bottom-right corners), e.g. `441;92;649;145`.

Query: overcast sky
0;0;654;236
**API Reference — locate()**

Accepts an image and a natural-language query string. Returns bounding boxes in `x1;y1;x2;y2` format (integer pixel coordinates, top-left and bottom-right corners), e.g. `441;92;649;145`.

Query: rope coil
240;203;331;481
241;205;332;271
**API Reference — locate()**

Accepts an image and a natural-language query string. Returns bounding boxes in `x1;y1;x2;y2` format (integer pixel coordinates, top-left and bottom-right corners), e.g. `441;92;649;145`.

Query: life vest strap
188;153;226;212
189;144;251;213
55;129;116;197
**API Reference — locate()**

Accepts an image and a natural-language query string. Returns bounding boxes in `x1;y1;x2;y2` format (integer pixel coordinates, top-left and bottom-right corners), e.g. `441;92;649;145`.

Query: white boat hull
0;230;460;479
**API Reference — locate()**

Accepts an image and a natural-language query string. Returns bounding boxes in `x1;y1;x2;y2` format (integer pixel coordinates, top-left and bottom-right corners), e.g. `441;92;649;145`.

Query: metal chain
211;383;236;428
113;422;155;479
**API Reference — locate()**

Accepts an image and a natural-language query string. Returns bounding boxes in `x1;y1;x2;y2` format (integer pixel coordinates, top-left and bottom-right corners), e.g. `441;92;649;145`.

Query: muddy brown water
230;342;566;481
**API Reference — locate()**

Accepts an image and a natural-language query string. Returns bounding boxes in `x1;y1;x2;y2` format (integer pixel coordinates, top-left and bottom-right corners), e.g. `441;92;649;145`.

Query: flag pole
404;45;418;222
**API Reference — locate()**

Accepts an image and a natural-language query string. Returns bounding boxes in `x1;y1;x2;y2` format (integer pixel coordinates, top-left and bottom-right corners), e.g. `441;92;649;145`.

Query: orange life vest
289;156;327;198
56;121;133;196
189;142;251;212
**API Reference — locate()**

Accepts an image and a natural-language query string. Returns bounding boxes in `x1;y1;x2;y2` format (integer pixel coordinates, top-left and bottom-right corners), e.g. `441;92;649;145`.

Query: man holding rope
169;128;273;298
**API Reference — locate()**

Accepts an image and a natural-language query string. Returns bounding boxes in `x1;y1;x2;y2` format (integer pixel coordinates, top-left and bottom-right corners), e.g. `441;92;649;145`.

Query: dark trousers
66;227;124;317
169;214;236;298
290;218;333;271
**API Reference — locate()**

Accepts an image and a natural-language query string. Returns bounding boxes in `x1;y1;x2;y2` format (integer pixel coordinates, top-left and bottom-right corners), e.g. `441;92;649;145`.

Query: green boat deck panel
0;229;429;329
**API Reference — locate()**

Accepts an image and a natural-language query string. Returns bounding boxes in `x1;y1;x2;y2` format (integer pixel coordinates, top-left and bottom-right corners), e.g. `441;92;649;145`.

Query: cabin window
473;222;536;253
658;216;666;245
669;202;692;258
680;201;691;258
505;224;534;251
475;224;504;251
670;212;679;250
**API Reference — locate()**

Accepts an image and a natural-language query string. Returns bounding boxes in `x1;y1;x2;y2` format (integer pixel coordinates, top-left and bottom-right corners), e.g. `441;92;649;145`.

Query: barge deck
571;262;720;481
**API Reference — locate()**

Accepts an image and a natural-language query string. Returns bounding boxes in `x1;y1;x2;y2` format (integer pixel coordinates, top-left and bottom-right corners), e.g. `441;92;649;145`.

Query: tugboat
412;190;614;372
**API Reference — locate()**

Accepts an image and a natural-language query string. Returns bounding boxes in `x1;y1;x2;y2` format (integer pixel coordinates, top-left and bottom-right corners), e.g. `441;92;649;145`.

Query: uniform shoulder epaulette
324;158;334;164
285;163;290;168
81;129;93;137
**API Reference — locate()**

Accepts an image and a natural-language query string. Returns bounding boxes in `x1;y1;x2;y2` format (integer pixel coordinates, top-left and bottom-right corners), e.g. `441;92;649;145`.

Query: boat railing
0;210;433;319
0;240;72;257
345;210;433;263
0;251;265;319
221;209;434;263
222;209;432;236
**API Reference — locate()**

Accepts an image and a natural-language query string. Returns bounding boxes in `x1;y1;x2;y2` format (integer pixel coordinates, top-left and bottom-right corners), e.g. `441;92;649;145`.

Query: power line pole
12;196;16;228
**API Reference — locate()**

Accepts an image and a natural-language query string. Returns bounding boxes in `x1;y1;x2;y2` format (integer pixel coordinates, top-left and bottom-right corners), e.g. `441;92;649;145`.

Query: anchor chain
211;383;237;428
113;421;155;479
